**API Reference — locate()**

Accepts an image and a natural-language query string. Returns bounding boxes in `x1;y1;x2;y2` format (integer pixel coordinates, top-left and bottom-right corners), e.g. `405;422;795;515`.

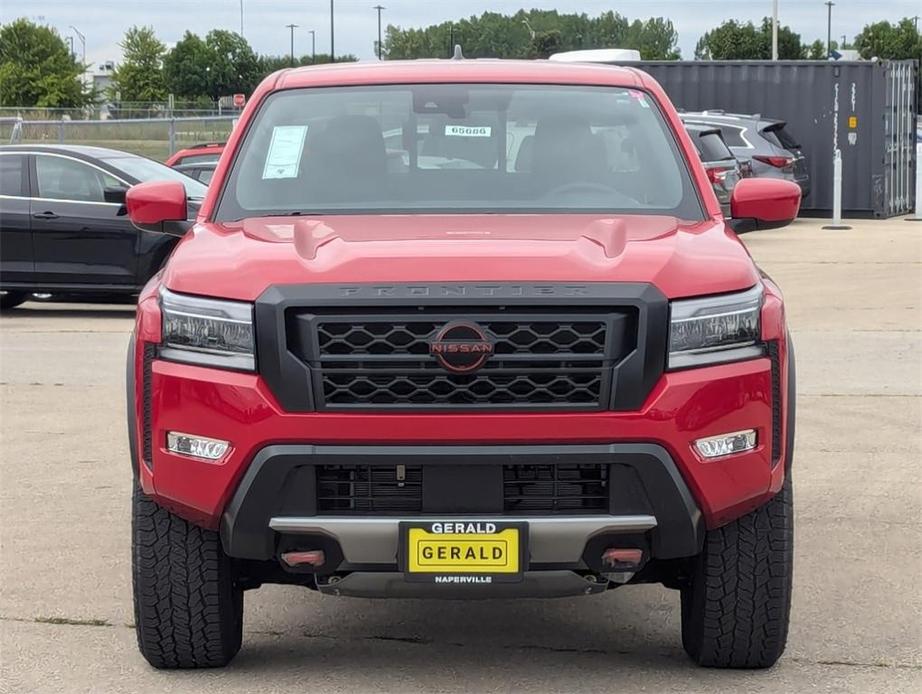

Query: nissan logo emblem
429;321;495;374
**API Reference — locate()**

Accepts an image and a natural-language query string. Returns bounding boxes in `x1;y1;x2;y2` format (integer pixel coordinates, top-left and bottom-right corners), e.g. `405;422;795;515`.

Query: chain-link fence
6;116;237;161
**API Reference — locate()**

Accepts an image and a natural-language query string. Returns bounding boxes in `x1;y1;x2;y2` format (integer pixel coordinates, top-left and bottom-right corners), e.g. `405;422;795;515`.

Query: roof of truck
273;58;645;90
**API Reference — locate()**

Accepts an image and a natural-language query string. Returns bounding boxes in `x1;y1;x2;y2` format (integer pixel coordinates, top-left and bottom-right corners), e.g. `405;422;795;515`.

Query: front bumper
220;443;700;566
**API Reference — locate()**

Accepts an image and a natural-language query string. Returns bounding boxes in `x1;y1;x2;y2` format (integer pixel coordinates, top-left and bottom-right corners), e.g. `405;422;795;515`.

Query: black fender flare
785;332;796;473
126;331;139;478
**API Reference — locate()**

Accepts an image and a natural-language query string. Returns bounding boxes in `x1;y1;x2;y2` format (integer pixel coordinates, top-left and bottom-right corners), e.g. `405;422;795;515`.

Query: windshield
106;156;209;198
216;84;702;220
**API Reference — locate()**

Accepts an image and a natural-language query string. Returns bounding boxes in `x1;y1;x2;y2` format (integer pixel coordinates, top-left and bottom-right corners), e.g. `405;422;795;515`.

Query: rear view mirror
728;178;801;234
126;180;189;236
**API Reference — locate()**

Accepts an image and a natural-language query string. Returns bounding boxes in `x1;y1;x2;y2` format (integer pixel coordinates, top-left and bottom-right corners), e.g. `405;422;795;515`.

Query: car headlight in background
668;284;764;369
160;288;255;371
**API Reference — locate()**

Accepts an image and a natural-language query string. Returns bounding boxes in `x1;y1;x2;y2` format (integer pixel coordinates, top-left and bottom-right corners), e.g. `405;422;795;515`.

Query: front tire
132;486;243;668
680;476;793;668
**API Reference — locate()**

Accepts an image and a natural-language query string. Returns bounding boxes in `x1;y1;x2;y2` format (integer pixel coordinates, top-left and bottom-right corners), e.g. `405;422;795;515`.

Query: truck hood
162;214;759;301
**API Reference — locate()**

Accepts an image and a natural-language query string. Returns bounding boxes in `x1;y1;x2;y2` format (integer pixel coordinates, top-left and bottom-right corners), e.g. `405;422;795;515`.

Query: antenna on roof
452;44;464;60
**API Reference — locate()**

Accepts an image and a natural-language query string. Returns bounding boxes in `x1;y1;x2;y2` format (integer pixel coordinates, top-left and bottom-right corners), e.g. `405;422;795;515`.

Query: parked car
0;145;207;309
684;123;745;215
125;59;801;670
172;160;217;184
164;141;224;167
680;111;810;200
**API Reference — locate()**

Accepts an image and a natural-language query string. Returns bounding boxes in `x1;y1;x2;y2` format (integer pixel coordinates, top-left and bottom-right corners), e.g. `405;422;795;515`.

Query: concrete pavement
1;218;920;692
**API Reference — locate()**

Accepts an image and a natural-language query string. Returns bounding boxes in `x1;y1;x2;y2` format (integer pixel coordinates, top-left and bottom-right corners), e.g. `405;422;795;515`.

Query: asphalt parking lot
1;217;920;693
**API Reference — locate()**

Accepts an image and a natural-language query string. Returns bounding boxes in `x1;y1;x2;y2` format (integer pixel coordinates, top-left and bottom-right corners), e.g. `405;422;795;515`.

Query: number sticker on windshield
445;125;492;138
262;125;308;179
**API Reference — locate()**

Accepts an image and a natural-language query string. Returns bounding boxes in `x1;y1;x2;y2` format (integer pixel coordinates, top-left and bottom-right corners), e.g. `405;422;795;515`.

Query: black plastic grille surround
294;309;634;410
253;283;669;413
315;463;609;515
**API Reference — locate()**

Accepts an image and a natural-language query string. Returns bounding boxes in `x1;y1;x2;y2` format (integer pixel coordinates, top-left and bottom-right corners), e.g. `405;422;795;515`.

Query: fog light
166;432;230;461
694;429;757;459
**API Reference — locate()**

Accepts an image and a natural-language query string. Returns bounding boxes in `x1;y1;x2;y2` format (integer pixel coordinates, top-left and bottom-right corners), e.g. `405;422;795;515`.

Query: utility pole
286;24;298;66
69;25;86;91
771;0;779;61
825;1;835;58
309;29;316;64
330;0;335;63
373;5;386;60
449;23;454;57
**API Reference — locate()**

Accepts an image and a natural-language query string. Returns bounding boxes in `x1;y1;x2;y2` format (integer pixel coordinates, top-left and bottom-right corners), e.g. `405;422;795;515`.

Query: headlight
668;284;764;369
160;288;255;371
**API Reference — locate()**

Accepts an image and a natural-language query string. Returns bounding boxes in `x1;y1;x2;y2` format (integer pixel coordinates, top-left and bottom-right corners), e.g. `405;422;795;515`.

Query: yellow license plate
401;522;526;583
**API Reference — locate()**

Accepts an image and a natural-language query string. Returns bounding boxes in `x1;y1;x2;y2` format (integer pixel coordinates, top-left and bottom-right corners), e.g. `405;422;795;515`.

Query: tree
163;31;211;100
109;26;167;102
854;18;922;60
529;30;562;59
202;30;260;100
0;18;91;107
695;17;805;60
806;39;827;60
382;10;680;61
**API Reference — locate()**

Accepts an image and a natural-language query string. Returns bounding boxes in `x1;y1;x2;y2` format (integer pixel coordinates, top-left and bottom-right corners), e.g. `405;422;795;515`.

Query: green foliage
854;18;922;60
162;31;211;100
0;18;91;107
383;10;680;61
694;17;805;60
806;39;827;60
110;26;167;102
256;53;359;74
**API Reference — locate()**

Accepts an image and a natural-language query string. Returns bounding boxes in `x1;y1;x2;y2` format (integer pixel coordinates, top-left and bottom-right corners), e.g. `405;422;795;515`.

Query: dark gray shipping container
623;60;918;217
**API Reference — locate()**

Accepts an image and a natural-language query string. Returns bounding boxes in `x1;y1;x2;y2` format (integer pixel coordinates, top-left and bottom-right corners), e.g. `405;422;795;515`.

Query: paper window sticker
262;125;309;179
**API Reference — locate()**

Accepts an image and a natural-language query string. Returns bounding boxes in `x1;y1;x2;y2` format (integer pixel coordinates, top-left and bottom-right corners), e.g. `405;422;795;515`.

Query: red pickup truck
126;58;800;669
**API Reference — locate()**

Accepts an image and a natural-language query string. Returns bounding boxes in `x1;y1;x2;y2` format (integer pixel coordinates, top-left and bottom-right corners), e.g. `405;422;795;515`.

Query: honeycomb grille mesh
302;312;621;410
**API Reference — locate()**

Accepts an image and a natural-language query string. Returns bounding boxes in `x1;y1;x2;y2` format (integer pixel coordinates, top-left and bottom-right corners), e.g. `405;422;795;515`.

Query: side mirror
103;186;127;205
728;178;801;234
126;180;189;236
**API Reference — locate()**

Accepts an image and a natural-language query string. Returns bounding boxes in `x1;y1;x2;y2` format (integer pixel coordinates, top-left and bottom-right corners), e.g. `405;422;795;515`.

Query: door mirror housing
728;178;801;234
103;186;128;205
126;180;190;236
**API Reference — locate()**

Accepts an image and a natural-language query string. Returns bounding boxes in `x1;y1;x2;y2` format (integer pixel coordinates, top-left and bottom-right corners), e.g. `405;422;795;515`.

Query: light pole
286;24;298;66
373;5;386;60
69;25;85;67
308;29;316;64
240;0;244;38
825;1;835;59
771;0;779;61
330;0;335;63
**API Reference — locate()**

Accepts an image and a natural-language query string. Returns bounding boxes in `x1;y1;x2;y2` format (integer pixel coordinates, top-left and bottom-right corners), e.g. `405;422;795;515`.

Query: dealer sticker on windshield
400;521;527;583
262;125;308;179
445;125;492;138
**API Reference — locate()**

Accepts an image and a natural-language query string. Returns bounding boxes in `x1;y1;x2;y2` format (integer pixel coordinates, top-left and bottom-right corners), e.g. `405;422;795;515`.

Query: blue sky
6;0;918;68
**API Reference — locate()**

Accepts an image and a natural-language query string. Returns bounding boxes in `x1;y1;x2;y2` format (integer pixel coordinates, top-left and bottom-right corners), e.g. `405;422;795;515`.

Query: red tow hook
280;550;325;568
601;548;644;571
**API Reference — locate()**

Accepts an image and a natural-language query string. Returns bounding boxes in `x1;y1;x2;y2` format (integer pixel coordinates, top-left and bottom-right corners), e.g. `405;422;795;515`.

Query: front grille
504;464;609;514
291;309;634;411
317;464;423;514
315;464;609;516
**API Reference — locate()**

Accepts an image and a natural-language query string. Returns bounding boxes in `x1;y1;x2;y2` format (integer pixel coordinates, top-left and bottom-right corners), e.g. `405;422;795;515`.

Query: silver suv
680;111;810;200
